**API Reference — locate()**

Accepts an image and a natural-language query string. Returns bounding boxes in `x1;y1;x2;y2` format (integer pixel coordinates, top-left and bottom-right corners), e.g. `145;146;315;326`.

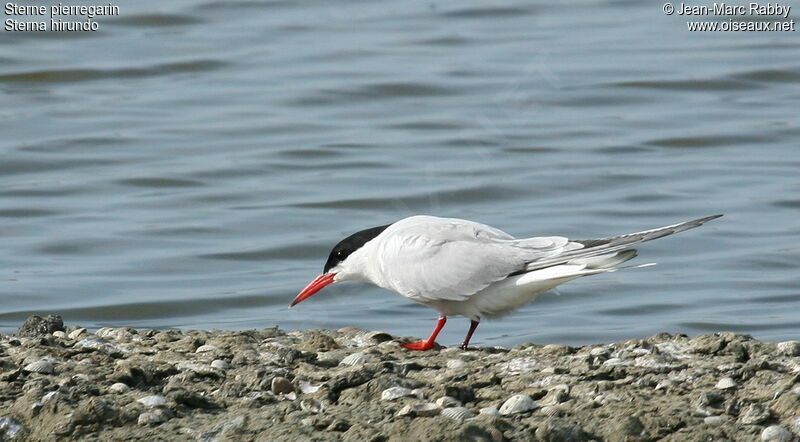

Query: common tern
291;214;721;350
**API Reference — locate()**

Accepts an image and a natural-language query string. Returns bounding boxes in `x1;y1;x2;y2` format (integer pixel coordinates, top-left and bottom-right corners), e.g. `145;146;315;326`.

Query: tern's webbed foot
401;341;436;351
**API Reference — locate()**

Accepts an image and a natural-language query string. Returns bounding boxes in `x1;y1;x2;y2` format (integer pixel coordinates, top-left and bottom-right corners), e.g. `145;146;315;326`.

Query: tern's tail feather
571;249;638;269
526;214;722;271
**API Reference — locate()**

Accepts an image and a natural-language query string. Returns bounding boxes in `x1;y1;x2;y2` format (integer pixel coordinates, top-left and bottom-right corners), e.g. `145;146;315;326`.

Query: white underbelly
420;264;615;320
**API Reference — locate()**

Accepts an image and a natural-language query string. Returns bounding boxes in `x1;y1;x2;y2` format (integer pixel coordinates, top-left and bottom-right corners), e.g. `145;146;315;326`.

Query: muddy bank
1;315;799;441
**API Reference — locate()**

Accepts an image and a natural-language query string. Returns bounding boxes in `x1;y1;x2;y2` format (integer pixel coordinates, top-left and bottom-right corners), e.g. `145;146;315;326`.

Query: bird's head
290;224;390;307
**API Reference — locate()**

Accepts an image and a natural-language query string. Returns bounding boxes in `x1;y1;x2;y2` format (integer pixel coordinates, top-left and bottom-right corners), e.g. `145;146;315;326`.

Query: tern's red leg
402;315;447;351
459;320;480;350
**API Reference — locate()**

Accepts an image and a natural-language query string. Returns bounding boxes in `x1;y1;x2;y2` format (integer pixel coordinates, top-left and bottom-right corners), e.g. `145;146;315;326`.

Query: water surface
1;1;798;347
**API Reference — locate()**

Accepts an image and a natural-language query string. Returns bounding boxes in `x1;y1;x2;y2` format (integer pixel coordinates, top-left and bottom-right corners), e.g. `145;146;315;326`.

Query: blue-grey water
1;1;798;347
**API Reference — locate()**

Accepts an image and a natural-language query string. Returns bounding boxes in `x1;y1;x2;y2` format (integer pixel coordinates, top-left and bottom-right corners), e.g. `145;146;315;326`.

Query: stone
271;377;294;394
17;315;64;337
776;341;800;356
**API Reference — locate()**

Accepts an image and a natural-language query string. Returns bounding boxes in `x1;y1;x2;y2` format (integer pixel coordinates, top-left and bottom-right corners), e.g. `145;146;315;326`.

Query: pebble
740;403;771;425
17;315;63;337
5;317;800;441
0;417;23;439
776;341;800;357
137;395;167;408
23;360;54;374
271;377;294;394
715;377;736;390
499;394;539;415
381;387;414;401
760;425;793;441
52;331;67;339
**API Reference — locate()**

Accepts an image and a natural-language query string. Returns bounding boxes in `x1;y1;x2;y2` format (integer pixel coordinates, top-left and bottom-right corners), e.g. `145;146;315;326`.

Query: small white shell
790;417;800;436
541;405;562;417
761;425;793;442
655;379;674;391
446;359;467;370
396;403;440;417
137;395;167;408
210;359;231;370
23;360;54;374
715;377;736;390
499;394;539;415
298;381;321;394
496;357;538;377
339;352;371;367
108;383;130;394
440;406;474;422
479;407;500;417
72;374;90;382
435;396;462;408
352;330;393;347
137;411;164;426
52;331;67;339
95;327;134;341
300;399;324;413
41;391;58;403
195;344;219;353
704;415;723;425
381;386;414;401
68;328;87;340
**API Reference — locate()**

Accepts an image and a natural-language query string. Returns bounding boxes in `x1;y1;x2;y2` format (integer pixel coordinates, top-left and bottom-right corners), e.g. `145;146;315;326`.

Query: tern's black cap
323;224;390;273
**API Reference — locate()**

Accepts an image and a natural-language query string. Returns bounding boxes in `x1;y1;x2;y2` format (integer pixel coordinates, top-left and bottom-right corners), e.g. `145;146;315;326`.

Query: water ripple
0;60;227;84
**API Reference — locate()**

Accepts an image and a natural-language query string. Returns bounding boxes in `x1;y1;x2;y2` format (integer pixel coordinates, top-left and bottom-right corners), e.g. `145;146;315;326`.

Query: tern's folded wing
376;218;570;302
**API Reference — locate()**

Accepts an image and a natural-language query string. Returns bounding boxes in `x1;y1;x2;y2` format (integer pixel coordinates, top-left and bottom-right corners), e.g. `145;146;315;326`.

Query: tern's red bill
291;273;335;307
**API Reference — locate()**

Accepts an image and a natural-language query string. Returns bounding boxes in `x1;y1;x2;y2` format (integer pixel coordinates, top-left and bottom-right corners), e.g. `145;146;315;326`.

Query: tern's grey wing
376;216;570;302
524;214;722;271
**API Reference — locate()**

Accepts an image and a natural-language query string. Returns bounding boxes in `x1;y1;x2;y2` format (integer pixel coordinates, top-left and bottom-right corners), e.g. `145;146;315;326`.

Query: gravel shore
1;315;799;441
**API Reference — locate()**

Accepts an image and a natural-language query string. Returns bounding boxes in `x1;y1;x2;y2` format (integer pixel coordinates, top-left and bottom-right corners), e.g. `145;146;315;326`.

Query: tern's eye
336;251;344;258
